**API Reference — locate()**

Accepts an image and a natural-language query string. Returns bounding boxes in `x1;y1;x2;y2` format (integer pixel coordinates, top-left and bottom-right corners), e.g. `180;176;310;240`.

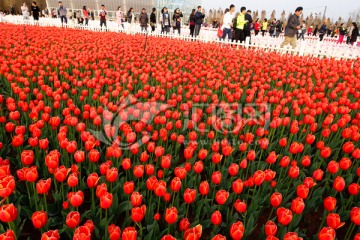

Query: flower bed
0;24;359;240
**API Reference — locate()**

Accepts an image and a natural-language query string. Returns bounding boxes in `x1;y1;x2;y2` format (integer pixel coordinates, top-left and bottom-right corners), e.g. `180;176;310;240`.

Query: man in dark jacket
194;6;205;37
244;10;253;44
139;8;149;32
280;7;303;49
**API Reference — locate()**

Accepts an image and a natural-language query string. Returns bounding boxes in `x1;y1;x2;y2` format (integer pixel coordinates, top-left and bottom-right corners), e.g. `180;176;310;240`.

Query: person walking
21;3;30;20
235;7;247;43
350;22;359;46
280;7;303;50
172;8;183;35
57;1;67;26
82;6;89;26
139;8;149;32
162;7;171;34
319;20;327;41
261;18;268;36
194;6;205;37
337;23;346;44
244;10;253;43
150;8;156;32
127;8;136;32
221;4;235;41
116;6;124;29
189;9;196;37
254;18;260;35
31;2;40;21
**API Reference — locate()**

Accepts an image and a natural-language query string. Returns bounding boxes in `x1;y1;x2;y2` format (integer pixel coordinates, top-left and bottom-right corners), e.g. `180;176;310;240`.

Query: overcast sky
202;0;360;20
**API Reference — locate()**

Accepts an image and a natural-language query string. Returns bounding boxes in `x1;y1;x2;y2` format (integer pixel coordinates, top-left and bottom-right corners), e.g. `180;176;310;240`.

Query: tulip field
0;23;360;240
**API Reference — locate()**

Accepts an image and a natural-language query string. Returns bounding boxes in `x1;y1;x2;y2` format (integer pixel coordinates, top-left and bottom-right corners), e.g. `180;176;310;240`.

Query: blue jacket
195;11;205;25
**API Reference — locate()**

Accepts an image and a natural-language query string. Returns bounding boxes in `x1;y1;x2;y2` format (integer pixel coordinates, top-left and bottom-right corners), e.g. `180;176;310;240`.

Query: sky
202;0;360;20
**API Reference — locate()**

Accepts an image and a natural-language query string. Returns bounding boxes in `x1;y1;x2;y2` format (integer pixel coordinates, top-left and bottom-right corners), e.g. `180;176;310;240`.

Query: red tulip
179;218;190;231
265;220;278;236
291;197;305;214
68;191;84;207
211;171;222;185
123;181;135;195
32;211;47;229
212;234;226;240
199;181;210;196
165;207;178;224
318;227;336;240
184;224;202;240
326;213;345;229
131;205;146;222
229;221;245;240
0;204;18;222
73;226;91;239
323;197;337;212
276;207;292;226
100;192;113;209
333;176;345;192
0;230;16;240
0;176;16;198
270;192;282;208
184;188;197;204
211;211;222;225
41;229;60;240
66;211;80;229
215;190;229;205
234;199;247;213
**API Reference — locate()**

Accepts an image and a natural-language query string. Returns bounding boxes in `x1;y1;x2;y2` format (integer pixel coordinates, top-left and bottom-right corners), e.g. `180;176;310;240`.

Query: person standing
172;8;183;35
139;8;149;32
350;22;359;46
297;21;306;40
280;7;303;50
254;18;260;35
99;4;107;28
21;3;30;20
82;6;89;26
307;25;313;36
276;20;283;37
189;9;196;37
127;8;136;32
162;7;171;34
269;19;276;37
194;6;205;37
150;8;156;32
319;20;327;41
244;10;253;42
31;2;40;21
221;4;235;41
337;23;346;44
235;7;247;43
57;1;67;26
116;6;124;29
261;18;268;36
313;25;318;36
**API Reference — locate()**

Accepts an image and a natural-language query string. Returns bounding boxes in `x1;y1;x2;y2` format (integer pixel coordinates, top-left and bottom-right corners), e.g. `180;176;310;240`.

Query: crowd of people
4;1;360;45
